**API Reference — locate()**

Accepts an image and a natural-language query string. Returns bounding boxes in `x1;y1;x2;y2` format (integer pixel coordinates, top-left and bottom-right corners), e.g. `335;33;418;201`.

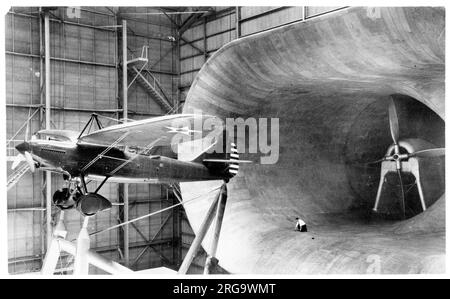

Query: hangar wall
6;6;181;274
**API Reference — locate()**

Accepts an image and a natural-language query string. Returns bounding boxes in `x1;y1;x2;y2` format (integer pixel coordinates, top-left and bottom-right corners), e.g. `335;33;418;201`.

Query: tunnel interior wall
180;7;445;274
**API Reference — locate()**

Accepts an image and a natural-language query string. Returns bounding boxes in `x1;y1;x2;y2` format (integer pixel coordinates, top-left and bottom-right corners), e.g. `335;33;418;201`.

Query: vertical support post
235;7;240;38
204;184;227;274
121;19;130;267
38;7;46;260
176;16;181;114
122;20;128;122
123;184;129;267
203;17;207;62
178;183;224;274
39;8;44;126
302;6;306;21
73;217;90;275
373;164;389;212
44;11;52;252
41;211;67;275
40;238;61;275
410;159;427;212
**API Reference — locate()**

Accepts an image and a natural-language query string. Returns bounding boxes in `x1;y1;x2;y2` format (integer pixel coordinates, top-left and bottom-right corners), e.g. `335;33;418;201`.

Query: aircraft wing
38;129;79;142
77;114;222;148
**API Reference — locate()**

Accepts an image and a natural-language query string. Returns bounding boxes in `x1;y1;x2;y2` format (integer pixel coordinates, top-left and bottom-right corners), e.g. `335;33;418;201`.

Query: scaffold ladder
7;163;31;191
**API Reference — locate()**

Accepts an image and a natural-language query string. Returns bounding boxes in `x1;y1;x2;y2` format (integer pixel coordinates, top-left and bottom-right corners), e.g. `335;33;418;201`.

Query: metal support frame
6;103;162;117
179;11;204;35
124;41;174;112
179;27;235;50
73;217;90;274
77;113;103;139
130;213;173;268
8;7;182;275
179;35;204;55
204;184;228;274
178;183;227;274
128;59;148;88
120;19;130;268
373;157;427;213
41;211;67;274
44;11;53;253
41;212;134;275
6;50;176;75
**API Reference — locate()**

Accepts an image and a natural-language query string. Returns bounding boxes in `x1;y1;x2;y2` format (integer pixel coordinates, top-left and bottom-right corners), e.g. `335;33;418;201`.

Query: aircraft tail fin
177;136;250;180
200;142;243;179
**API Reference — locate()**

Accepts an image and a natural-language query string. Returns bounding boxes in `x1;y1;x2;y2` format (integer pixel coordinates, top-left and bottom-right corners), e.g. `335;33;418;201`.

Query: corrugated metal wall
6;6;180;274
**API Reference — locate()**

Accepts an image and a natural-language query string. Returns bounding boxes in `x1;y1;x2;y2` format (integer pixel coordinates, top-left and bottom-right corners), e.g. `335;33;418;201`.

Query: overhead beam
179;27;236;47
158;8;179;28
179;12;201;35
178;7;216;36
238;6;289;24
177;7;233;33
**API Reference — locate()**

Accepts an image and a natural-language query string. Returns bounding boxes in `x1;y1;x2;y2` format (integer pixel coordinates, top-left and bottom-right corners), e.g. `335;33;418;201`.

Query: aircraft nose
15;141;30;154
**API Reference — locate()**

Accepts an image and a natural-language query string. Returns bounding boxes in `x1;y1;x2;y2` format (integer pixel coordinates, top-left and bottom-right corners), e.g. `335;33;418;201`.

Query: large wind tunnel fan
366;97;445;219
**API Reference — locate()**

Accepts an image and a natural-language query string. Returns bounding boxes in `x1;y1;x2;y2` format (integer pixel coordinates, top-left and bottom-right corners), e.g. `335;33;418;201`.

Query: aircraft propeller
368;96;445;218
12;142;36;172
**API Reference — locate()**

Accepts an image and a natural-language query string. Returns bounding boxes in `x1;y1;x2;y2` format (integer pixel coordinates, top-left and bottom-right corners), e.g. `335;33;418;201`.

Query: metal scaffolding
6;7;182;274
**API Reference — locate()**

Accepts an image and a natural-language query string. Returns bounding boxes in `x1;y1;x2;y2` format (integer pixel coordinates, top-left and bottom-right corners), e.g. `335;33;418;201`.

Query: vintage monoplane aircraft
11;114;243;217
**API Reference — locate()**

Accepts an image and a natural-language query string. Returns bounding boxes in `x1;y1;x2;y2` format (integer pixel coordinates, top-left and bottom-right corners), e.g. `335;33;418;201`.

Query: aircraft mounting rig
10;113;249;275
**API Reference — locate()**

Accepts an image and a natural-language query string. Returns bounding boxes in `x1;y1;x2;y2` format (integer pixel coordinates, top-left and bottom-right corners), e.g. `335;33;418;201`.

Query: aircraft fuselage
25;139;228;183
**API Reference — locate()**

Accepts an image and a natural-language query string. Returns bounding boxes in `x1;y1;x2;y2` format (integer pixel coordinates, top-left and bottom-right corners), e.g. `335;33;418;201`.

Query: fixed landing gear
53;178;81;210
53;175;112;216
53;188;81;210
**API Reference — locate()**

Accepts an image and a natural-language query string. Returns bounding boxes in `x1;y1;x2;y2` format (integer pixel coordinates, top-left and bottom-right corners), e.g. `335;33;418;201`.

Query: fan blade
397;169;406;220
365;157;386;165
388;97;400;145
24;151;36;172
409;148;445;158
11;154;25;170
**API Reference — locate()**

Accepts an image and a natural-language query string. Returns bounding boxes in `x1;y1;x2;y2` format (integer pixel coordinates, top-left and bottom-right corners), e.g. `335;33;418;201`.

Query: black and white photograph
0;1;447;284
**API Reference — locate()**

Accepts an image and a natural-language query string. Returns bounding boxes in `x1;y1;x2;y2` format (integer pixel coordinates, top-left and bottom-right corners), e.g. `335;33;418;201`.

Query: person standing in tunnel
295;217;307;232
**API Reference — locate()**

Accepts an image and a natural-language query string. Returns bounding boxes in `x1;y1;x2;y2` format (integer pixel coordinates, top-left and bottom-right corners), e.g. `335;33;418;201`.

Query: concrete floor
181;7;445;274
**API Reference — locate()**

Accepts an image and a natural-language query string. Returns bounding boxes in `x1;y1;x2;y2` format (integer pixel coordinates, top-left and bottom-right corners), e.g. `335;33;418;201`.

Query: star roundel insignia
165;126;202;136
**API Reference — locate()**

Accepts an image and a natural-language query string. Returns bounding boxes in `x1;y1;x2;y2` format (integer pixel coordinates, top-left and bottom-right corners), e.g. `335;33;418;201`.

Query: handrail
142;68;172;106
6;107;41;147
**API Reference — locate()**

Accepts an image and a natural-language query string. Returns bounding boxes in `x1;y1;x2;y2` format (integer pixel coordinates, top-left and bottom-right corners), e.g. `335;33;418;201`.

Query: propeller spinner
12;141;36;172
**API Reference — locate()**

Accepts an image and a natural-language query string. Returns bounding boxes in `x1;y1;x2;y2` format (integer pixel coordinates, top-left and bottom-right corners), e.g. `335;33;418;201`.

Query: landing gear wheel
53;188;81;210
